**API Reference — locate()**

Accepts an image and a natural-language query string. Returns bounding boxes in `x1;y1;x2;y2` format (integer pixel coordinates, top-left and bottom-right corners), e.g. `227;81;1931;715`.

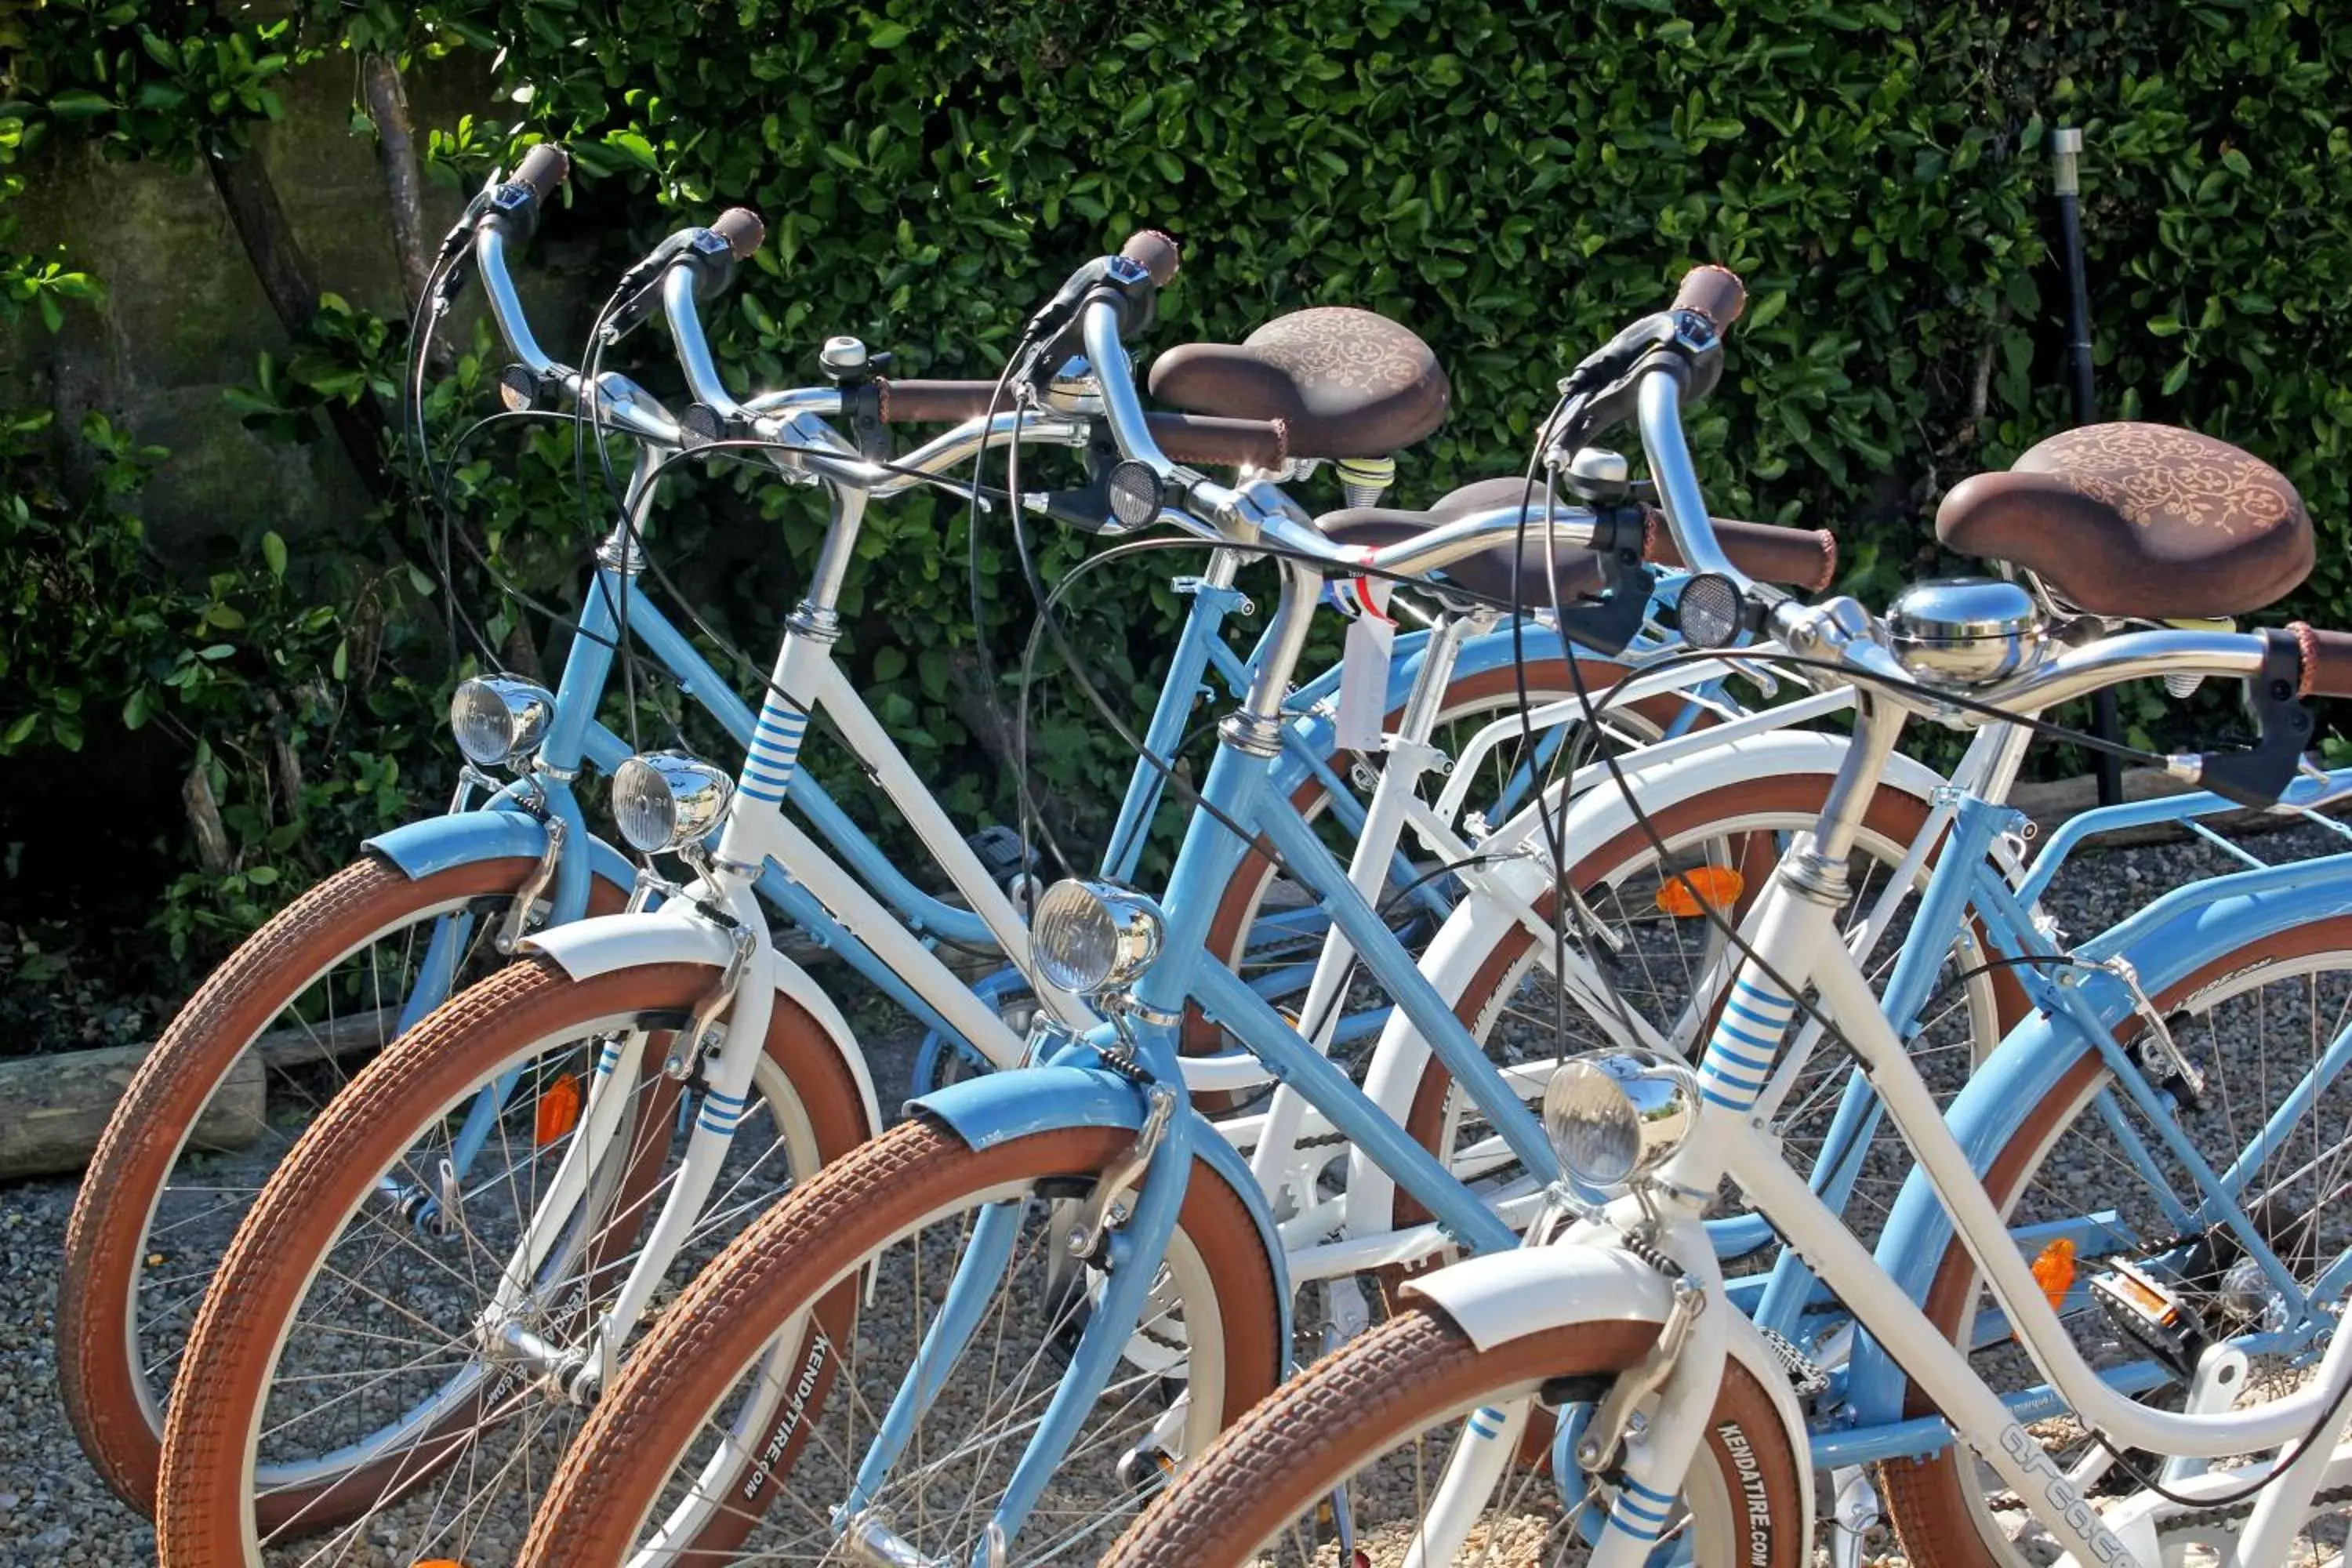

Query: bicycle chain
2163;1480;2352;1537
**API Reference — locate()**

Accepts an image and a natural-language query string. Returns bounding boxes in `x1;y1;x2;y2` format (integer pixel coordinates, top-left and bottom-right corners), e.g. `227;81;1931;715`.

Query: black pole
2052;125;2125;806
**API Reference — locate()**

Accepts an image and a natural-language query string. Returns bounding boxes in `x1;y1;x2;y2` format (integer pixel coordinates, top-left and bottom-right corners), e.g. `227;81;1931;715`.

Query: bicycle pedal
2089;1259;2208;1382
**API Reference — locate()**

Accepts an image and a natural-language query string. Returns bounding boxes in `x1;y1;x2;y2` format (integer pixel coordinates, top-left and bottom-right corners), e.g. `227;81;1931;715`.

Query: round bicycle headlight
1031;880;1163;995
612;752;735;855
450;676;556;768
1541;1047;1701;1192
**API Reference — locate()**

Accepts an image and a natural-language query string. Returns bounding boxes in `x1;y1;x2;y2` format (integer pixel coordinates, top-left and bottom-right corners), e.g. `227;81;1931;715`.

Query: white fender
1403;1246;1816;1544
521;905;884;1144
1347;729;1944;1235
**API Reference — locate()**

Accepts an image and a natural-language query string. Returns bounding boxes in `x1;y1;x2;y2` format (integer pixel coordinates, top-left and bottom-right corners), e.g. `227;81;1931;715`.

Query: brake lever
1545;508;1657;659
2187;629;2313;808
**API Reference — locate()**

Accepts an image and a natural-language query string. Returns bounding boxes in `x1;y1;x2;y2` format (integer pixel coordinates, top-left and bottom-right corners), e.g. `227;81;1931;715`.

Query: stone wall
6;54;599;561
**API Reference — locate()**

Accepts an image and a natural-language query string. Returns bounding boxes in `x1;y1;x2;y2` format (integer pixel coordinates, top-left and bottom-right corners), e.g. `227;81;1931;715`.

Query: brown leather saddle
1938;423;2312;618
1148;307;1451;461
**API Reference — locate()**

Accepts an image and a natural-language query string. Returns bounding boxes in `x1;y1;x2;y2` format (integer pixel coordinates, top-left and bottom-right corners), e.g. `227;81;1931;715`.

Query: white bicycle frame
1285;657;2042;1285
1406;699;2352;1568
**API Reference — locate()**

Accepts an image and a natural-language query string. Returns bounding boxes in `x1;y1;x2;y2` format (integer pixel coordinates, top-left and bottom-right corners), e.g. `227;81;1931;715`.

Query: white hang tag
1334;572;1396;752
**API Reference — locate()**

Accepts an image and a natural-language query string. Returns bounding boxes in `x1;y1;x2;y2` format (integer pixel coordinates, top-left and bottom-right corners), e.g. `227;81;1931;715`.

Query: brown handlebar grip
1646;513;1837;593
1146;412;1286;470
1673;263;1747;328
874;379;1002;423
513;143;571;202
2288;623;2352;698
1120;230;1181;287
710;207;766;261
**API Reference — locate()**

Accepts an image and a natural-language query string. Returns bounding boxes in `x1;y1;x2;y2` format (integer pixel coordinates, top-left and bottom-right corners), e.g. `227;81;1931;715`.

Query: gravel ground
2;818;2348;1567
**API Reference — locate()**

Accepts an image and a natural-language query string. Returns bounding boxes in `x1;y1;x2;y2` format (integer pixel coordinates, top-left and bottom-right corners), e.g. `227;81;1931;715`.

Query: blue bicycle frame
873;605;2352;1551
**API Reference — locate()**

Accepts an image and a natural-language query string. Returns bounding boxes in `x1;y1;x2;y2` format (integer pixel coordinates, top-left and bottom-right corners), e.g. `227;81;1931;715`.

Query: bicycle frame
855;631;2352;1562
1443;700;2352;1568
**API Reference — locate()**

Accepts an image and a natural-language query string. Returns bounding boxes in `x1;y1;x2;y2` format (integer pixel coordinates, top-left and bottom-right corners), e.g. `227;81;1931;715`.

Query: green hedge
7;0;2352;985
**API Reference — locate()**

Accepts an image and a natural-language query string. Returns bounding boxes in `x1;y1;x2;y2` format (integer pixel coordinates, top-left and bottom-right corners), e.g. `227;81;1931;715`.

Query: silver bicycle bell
1884;576;2049;688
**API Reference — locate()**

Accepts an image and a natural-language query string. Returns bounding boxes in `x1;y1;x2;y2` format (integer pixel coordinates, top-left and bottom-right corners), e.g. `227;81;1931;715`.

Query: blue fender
363;807;637;924
910;1065;1294;1361
1845;851;2352;1425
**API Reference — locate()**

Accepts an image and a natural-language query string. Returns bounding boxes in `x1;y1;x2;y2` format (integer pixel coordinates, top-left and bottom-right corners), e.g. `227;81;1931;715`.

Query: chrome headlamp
450;676;556;768
1031;880;1163;995
1542;1047;1701;1192
612;751;735;856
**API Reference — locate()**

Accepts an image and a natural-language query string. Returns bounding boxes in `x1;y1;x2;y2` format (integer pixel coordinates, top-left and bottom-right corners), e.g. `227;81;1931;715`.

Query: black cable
999;398;1079;878
400;241;502;667
1497;389;1654;1069
570;290;644;753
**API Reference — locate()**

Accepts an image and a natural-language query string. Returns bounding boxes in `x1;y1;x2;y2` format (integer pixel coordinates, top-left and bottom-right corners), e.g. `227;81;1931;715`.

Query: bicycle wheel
58;851;621;1512
153;956;872;1567
1880;913;2352;1565
1377;750;2014;1249
510;1116;1284;1568
1192;657;1679;1083
1102;1305;1807;1566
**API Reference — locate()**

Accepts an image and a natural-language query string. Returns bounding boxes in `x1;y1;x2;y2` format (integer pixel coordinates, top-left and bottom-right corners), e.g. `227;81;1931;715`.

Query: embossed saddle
1146;307;1451;462
1937;423;2312;619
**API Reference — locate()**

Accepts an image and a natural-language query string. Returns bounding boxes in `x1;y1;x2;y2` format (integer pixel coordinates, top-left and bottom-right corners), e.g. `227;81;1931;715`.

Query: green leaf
261;530;286;579
122;687;151;729
45;89;117;118
867;21;911;48
602;130;659;172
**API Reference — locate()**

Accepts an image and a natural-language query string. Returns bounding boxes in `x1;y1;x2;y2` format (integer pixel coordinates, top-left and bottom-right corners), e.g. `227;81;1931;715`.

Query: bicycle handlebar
709;207;766;261
2288;624;2352;699
470;211;681;446
1120;229;1181;288
510;143;571;205
1672;263;1747;328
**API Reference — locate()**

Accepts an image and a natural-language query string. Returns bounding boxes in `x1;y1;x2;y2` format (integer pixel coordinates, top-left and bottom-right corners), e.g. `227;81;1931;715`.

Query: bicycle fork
476;903;779;1401
840;1078;1202;1566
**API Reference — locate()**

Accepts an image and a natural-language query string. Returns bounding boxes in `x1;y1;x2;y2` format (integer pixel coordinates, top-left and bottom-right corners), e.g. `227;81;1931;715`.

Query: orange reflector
534;1073;583;1147
2030;1236;2077;1312
1656;866;1744;917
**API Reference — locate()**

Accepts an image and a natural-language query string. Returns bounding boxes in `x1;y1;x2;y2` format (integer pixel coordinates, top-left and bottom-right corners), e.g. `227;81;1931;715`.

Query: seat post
1336;456;1396;510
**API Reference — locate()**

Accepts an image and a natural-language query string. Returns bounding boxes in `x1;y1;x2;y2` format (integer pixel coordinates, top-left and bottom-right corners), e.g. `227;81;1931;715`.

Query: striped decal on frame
739;691;809;804
1697;975;1797;1111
